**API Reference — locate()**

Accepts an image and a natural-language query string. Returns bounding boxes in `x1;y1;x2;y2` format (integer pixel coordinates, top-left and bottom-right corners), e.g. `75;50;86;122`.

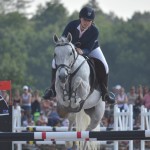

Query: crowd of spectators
0;84;150;129
0;84;150;150
10;85;69;128
1;84;150;127
101;84;150;150
102;84;150;129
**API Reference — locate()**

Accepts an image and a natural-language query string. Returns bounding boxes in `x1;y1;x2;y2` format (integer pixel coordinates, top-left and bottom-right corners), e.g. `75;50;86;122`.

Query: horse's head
53;33;77;84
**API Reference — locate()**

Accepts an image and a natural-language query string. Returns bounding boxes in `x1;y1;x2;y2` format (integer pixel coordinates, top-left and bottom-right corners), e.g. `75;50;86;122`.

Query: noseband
54;42;78;73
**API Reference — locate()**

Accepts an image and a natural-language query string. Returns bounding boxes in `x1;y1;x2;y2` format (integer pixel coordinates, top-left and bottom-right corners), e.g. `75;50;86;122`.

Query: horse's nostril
59;74;67;83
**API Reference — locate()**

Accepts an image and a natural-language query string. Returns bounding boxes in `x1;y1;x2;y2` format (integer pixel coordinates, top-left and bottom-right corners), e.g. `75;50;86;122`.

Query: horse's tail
76;109;98;150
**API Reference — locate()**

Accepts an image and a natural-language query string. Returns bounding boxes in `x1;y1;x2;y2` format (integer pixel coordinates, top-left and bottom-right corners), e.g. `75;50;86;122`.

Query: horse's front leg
55;80;70;107
71;77;90;108
66;113;77;150
85;100;105;131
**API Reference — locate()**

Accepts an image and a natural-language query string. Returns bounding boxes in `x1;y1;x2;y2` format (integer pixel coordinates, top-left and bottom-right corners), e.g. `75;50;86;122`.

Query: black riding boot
43;68;56;100
93;58;115;104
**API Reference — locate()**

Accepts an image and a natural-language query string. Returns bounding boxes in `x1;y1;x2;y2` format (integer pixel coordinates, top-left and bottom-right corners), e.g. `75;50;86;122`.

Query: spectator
31;89;41;124
136;85;144;103
36;111;48;126
21;109;27;126
31;90;41;115
143;86;149;96
1;90;9;104
47;103;61;126
107;115;114;128
127;86;138;105
41;100;54;116
13;89;21;106
113;85;122;96
23;114;34;126
28;87;33;97
61;118;69;127
133;96;142;121
116;87;128;111
101;116;109;127
21;85;32;116
143;89;150;110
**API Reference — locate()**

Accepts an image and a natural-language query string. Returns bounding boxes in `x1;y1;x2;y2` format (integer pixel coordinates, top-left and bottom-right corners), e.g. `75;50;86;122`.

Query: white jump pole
14;126;70;132
13;141;65;145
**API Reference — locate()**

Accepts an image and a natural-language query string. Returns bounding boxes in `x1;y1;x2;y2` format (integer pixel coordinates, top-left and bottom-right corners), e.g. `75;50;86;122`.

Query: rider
43;6;115;104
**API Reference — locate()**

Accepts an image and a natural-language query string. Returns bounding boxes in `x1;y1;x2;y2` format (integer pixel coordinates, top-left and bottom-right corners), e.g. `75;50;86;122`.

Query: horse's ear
53;34;59;44
67;32;72;42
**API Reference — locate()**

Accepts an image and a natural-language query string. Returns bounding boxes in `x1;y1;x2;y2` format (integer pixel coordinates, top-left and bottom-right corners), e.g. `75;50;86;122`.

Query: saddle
85;57;98;93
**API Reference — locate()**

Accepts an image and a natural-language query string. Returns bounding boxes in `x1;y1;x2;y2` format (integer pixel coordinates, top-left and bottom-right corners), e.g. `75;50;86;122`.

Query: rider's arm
62;22;71;37
82;27;99;55
62;21;78;37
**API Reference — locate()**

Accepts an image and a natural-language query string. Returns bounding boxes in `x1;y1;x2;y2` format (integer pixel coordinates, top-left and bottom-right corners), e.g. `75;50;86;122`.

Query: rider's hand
76;48;83;55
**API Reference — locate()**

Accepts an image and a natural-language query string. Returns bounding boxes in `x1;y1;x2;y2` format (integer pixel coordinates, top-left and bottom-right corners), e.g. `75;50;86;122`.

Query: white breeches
88;47;109;74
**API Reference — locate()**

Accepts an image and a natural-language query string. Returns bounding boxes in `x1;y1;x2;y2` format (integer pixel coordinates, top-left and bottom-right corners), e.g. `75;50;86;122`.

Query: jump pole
14;126;75;132
13;141;66;145
1;130;150;141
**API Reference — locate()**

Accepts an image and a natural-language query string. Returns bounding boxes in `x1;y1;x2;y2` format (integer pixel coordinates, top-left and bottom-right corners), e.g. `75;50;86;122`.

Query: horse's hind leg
82;100;105;150
84;100;105;131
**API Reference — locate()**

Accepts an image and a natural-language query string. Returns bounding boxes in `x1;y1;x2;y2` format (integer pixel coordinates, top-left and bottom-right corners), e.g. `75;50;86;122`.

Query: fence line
12;105;150;150
1;130;150;141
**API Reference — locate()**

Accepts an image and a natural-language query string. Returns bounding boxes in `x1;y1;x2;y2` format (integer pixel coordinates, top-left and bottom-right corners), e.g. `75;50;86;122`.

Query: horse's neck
71;55;85;72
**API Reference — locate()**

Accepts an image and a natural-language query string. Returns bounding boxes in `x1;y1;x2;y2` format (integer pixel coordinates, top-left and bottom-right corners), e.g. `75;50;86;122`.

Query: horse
53;33;105;150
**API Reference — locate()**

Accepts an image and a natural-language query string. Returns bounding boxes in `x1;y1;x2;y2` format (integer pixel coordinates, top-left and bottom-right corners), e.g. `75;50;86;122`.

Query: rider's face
80;18;93;31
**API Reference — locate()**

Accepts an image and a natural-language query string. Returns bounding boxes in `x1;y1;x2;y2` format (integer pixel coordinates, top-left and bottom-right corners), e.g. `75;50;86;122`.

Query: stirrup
103;92;116;105
43;88;55;100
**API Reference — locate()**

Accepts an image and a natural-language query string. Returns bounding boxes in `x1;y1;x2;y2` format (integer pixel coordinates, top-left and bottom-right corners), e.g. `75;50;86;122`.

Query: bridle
54;42;78;73
54;42;88;112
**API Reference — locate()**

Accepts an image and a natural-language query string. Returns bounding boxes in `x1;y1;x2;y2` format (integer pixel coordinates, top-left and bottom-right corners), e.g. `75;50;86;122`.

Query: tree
0;0;33;17
33;0;68;29
88;0;101;11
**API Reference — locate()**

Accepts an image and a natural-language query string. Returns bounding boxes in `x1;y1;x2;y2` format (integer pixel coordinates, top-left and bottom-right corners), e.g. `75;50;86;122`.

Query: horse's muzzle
58;67;69;83
59;74;67;83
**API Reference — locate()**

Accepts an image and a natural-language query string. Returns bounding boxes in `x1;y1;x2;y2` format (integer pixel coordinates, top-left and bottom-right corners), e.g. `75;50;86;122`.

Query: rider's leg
94;59;115;104
89;47;115;104
93;58;115;104
43;67;56;100
43;68;56;99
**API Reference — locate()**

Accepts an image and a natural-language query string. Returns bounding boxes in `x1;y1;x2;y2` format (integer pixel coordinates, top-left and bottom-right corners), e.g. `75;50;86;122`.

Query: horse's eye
70;52;72;56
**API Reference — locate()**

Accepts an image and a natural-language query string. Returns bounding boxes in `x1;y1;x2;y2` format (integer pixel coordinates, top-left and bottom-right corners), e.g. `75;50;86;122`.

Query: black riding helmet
79;6;95;21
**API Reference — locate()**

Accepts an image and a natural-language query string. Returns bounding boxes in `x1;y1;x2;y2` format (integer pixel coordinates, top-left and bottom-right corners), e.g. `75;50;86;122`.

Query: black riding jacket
62;20;100;55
